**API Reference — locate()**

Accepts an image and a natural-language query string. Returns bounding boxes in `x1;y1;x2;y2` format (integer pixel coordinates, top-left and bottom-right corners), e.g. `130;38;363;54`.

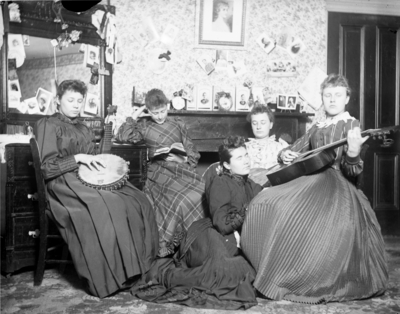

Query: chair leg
34;217;48;286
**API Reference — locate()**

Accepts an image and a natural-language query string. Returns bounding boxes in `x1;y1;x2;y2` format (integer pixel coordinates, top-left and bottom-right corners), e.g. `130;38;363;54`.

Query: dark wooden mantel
168;110;314;152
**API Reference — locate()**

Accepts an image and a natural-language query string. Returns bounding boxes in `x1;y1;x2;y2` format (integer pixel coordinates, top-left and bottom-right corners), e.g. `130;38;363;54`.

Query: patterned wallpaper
112;0;328;128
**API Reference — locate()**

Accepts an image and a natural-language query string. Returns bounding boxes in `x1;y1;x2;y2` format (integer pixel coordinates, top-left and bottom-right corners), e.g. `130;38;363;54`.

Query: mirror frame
0;1;115;132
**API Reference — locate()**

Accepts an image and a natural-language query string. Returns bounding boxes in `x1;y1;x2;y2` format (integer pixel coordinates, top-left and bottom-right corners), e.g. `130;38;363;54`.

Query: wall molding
326;0;400;16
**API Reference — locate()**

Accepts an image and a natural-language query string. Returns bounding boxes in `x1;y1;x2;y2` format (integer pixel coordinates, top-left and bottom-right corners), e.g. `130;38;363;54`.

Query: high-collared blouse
278;115;364;178
245;135;289;169
134;116;200;168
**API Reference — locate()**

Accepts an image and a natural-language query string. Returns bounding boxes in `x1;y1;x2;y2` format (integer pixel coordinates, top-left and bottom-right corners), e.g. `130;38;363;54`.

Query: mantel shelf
168;110;315;118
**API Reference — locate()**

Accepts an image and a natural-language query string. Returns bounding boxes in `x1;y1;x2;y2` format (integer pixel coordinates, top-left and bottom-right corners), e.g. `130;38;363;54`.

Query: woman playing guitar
240;74;388;304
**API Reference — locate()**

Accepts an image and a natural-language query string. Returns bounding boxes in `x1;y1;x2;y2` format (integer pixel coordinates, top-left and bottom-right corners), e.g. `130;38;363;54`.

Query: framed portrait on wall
195;0;247;50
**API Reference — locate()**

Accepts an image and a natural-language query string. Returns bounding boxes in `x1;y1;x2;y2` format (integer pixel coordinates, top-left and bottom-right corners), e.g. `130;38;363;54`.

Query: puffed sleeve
209;177;246;235
175;118;200;168
34;118;79;180
277;126;315;163
340;120;364;178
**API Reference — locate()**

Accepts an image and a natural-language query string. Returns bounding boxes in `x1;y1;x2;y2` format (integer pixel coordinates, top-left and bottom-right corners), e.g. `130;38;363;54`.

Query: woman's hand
165;153;187;164
75;154;106;171
281;150;299;164
132;106;148;120
347;127;369;157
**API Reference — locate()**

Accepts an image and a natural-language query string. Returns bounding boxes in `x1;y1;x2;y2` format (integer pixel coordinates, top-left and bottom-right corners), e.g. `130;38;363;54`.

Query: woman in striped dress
130;89;208;257
241;74;388;303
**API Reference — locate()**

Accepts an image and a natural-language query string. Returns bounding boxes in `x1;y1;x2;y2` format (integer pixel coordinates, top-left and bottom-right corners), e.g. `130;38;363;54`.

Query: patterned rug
2;237;400;314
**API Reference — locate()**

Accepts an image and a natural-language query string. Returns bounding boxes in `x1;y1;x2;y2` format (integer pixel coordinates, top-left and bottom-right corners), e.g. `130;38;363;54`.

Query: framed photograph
252;86;265;105
195;0;247;50
287;36;306;58
83;93;100;116
196;85;213;111
196;55;215;75
266;60;297;77
35;88;53;115
286;95;297;110
212;86;235;111
24;96;39;114
85;45;99;68
277;94;287;110
235;86;250;112
8;79;21;98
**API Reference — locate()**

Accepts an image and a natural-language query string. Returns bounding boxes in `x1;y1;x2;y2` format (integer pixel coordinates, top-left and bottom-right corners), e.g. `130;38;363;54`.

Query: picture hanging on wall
83;93;100;116
196;85;213;111
256;33;276;55
195;0;247;50
35;88;53;115
266;60;297;77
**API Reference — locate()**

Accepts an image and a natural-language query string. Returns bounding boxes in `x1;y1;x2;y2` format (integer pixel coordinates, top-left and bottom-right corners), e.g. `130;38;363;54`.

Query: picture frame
35;88;53;115
256;33;276;55
24;96;39;114
286;95;297;110
277;94;287;110
82;93;100;116
266;60;297;77
195;0;247;50
196;85;213;111
85;45;100;68
212;86;235;111
235;86;250;112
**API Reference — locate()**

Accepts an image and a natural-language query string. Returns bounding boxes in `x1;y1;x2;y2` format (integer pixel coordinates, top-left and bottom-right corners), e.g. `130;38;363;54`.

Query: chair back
201;161;220;199
29;137;49;217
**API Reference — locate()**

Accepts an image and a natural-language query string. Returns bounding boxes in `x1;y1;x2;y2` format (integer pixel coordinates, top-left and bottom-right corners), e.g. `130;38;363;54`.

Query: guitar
265;125;400;186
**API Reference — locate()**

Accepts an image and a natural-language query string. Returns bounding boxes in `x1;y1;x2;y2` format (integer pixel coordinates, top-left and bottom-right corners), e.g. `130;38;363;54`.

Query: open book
154;142;187;157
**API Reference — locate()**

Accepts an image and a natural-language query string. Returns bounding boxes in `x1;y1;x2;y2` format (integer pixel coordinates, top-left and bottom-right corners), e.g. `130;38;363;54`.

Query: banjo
77;154;130;191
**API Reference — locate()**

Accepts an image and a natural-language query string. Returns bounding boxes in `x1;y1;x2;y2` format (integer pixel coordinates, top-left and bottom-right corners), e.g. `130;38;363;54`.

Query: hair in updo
320;73;352;97
246;104;275;123
218;135;246;166
145;88;169;110
57;80;87;99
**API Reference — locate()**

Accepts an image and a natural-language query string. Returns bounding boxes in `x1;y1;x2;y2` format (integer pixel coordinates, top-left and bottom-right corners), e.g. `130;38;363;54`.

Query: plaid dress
137;117;208;257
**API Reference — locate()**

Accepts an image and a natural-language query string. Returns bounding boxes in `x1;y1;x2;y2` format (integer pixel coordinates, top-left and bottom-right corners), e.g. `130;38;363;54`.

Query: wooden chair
30;123;113;286
30;136;71;286
201;161;220;198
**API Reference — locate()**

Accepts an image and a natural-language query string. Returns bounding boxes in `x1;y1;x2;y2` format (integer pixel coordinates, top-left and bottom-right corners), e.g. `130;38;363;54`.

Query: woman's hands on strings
75;154;106;171
281;150;300;164
347;127;369;157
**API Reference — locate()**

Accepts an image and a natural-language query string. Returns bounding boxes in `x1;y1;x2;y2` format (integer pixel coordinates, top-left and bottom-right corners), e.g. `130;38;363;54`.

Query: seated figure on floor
241;73;388;303
245;104;289;185
34;80;159;298
133;136;263;310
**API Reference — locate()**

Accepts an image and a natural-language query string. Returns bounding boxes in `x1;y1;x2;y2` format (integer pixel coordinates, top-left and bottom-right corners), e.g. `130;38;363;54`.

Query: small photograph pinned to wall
287;37;306;58
215;50;229;73
8;79;21;98
212;86;235;112
277;94;288;110
83;93;100;116
196;55;215;75
256;33;276;55
266;60;297;77
196;85;213;111
8;91;21;109
24;96;40;114
35;88;53;115
227;60;247;78
286;95;297;110
22;35;30;46
85;45;100;68
8;34;26;68
160;23;179;47
235;86;250;112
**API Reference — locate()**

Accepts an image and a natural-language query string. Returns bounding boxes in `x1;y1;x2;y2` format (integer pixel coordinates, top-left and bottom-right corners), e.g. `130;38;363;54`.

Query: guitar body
266;149;336;186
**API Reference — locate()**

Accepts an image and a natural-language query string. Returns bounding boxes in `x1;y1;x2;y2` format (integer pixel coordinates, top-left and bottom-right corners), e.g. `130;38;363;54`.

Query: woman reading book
128;88;208;257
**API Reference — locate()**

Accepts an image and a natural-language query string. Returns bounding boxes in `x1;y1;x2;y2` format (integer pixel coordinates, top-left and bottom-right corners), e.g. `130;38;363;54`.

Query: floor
1;237;400;314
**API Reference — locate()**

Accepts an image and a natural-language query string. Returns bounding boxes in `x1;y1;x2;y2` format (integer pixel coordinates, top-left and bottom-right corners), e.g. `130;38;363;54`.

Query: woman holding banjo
34;80;159;298
240;74;388;303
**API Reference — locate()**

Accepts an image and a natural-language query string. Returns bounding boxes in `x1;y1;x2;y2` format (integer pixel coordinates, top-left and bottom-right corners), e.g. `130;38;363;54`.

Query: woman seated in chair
134;136;262;310
34;80;159;298
245;104;288;185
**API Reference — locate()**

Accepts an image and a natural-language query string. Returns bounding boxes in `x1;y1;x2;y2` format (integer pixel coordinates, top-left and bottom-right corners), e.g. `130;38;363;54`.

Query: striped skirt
241;168;388;303
144;160;208;257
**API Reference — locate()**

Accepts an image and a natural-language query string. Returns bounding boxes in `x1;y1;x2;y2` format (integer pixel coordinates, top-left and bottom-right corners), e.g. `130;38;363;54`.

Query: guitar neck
298;129;371;158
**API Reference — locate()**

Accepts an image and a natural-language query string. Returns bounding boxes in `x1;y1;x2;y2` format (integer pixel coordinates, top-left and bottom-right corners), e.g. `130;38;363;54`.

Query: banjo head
77;154;130;190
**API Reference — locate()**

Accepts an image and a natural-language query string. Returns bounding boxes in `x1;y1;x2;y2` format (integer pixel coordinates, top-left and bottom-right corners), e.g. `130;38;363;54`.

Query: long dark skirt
47;172;159;298
134;218;257;310
241;168;388;303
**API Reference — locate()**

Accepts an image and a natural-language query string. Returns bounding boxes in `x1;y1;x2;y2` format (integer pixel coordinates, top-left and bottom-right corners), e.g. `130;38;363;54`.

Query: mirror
8;34;101;117
1;1;114;131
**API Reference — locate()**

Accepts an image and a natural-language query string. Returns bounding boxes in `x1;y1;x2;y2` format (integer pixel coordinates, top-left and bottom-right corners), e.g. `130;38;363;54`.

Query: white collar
316;111;355;128
248;135;276;142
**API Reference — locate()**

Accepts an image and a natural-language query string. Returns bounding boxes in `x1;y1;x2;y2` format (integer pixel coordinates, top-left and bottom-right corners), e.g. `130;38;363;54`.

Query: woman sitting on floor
133;135;263;310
